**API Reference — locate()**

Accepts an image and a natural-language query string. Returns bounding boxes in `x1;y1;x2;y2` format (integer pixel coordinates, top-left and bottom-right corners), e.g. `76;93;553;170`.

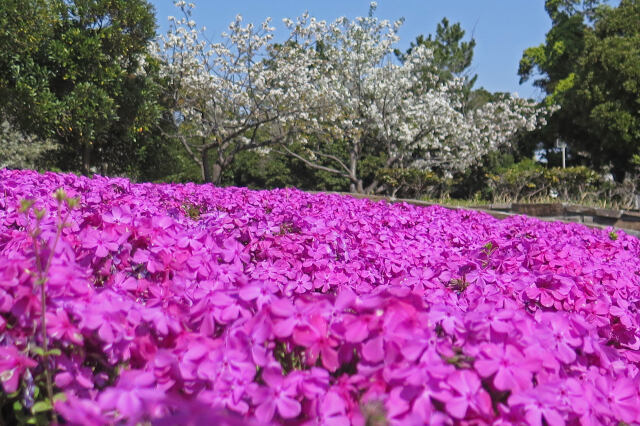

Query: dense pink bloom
1;169;640;424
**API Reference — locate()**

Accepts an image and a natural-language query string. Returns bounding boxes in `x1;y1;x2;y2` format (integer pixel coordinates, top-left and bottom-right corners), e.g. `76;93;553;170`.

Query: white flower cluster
154;1;549;189
153;1;320;182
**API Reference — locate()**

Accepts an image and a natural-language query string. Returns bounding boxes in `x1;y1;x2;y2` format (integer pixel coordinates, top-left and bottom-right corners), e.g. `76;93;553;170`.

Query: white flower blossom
153;1;548;189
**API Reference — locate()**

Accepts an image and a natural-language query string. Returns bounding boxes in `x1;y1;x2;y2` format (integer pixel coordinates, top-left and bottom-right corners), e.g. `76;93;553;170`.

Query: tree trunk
349;145;362;193
82;140;91;175
211;163;223;185
202;150;213;183
364;179;379;194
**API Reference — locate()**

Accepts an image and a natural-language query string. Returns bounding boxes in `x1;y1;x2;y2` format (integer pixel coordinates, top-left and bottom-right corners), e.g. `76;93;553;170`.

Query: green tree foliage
519;0;640;179
0;0;61;135
397;18;476;83
0;0;163;176
569;0;640;177
396;17;477;104
518;0;600;94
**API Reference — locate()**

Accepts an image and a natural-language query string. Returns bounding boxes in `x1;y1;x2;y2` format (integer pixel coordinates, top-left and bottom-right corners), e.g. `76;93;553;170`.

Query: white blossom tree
281;3;548;193
156;1;548;191
154;1;318;184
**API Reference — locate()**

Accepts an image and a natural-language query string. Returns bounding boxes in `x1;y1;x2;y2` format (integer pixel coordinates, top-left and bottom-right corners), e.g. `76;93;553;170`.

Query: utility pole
556;139;567;169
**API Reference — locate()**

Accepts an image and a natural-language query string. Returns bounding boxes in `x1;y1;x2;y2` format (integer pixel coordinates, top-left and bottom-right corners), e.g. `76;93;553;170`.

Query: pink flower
293;314;340;371
250;366;301;422
475;343;537;392
0;346;37;393
270;298;311;338
82;228;119;258
47;308;84;345
305;390;350;426
440;370;493;419
509;385;566;426
592;376;639;423
103;205;132;226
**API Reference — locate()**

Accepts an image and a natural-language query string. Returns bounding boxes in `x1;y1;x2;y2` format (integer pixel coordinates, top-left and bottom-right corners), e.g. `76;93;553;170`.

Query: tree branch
277;145;351;179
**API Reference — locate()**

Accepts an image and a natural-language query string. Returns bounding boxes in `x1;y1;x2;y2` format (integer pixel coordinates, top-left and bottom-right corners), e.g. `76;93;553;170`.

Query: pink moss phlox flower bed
1;169;640;425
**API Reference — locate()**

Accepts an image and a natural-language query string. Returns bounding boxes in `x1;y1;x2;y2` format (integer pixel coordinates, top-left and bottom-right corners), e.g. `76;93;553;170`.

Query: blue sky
149;1;556;99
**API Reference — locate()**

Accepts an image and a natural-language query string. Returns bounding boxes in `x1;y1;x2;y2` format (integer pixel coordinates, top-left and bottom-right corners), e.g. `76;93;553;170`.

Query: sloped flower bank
0;169;639;425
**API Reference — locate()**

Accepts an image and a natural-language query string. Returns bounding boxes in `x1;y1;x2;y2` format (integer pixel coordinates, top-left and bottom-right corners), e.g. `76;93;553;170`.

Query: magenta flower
305;390;350;426
270;298;311;338
250;366;301;422
475;343;537;392
0;346;37;393
47;308;84;345
231;313;272;366
55;393;109;426
592;376;639;423
440;370;493;419
293;314;340;371
103;205;132;226
82;227;119;257
98;370;164;420
238;279;279;311
2;170;640;425
198;379;250;415
540;313;582;364
525;274;574;309
508;385;566;426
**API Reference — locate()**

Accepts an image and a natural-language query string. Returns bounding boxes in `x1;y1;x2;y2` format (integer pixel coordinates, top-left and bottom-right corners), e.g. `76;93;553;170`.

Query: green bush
0;119;56;170
376;159;639;209
485;160;636;207
376;168;451;199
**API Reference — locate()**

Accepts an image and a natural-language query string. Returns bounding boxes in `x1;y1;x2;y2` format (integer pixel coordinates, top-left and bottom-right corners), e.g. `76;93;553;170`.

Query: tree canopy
397;17;477;88
519;0;640;179
0;0;161;175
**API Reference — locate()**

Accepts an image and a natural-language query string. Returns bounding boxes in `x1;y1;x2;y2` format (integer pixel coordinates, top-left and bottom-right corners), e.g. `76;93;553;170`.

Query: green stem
32;206;68;424
39;275;55;422
31;223;55;421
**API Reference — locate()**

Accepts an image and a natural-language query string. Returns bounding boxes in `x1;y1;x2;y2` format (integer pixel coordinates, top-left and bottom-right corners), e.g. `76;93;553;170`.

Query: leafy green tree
0;0;161;175
519;0;640;179
0;0;61;137
518;0;600;94
396;17;477;102
567;0;640;177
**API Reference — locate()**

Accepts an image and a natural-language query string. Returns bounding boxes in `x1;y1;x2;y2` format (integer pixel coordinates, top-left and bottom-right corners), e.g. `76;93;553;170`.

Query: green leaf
31;346;44;356
53;393;67;403
32;400;52;413
47;348;61;356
